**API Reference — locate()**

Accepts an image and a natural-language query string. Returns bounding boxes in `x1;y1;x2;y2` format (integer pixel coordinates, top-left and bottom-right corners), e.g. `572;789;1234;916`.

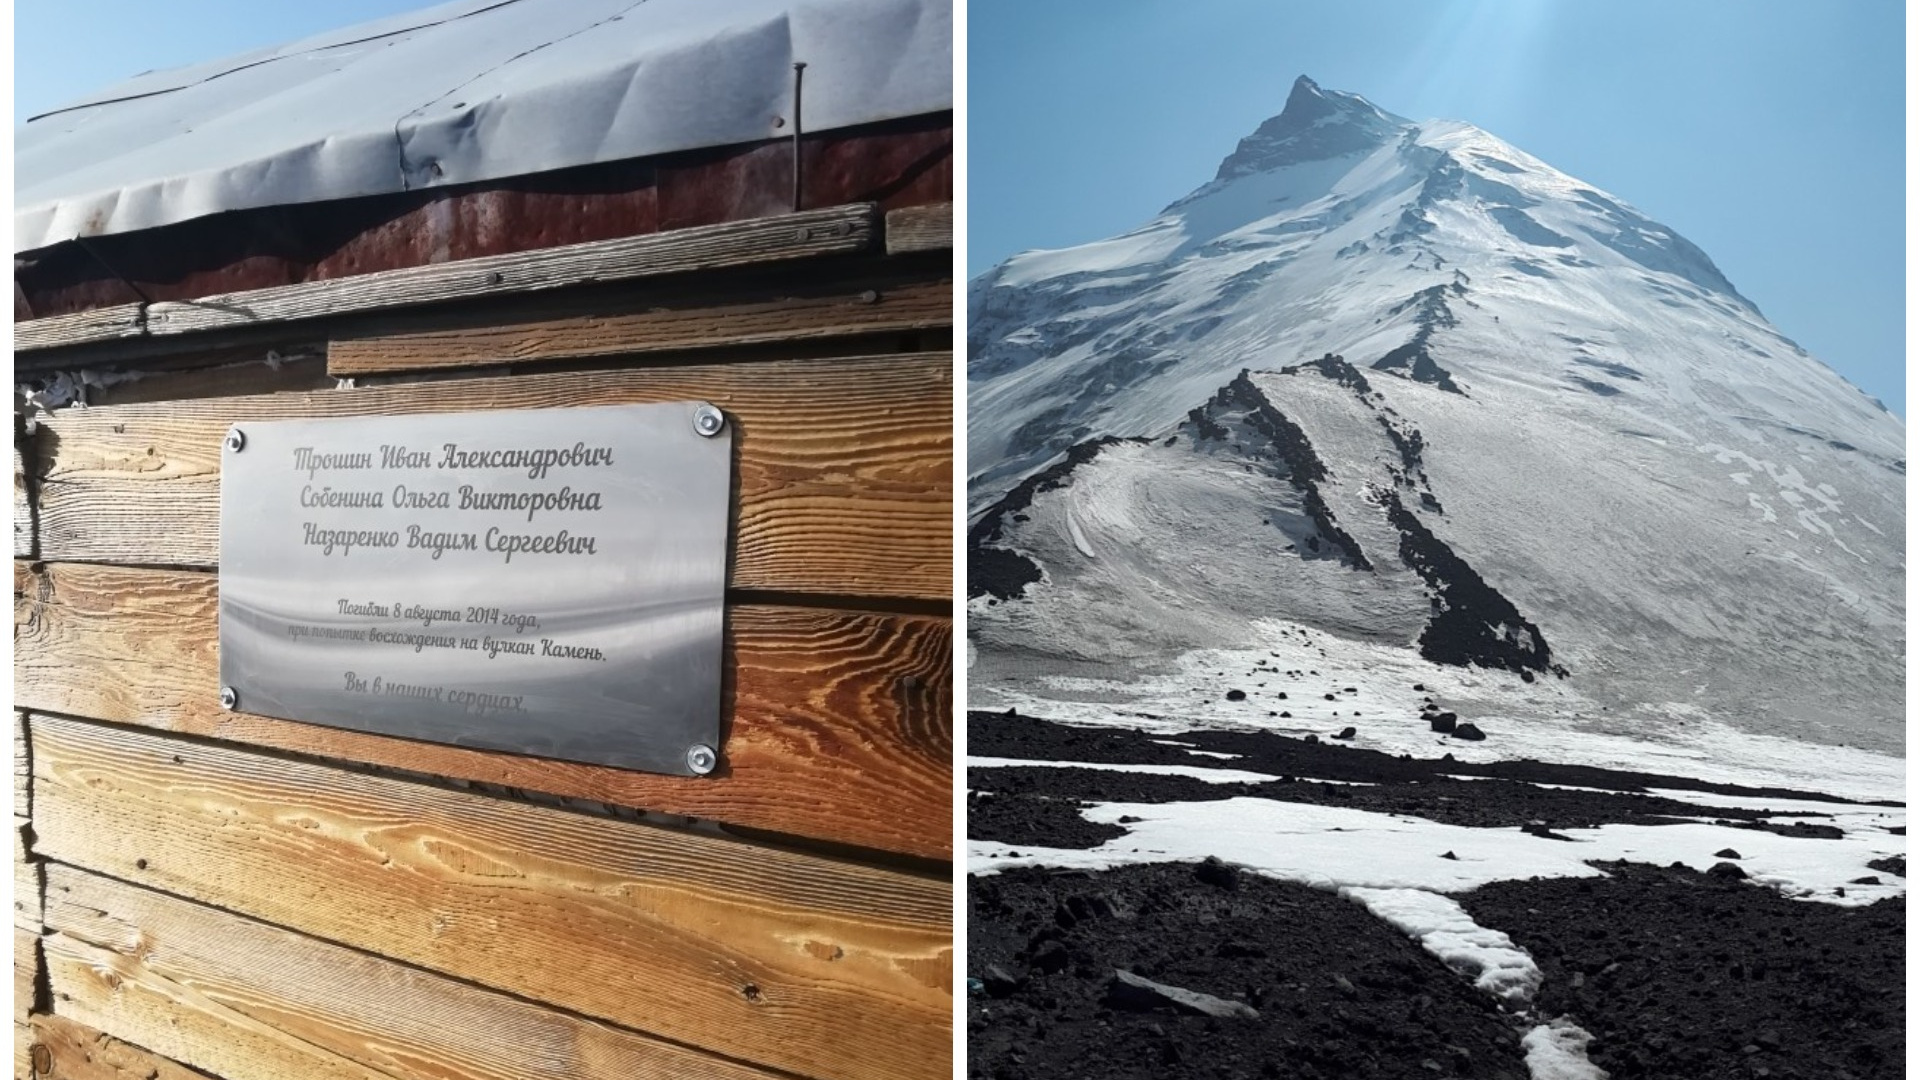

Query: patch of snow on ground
969;795;1903;906
1521;1018;1609;1080
1341;886;1540;1004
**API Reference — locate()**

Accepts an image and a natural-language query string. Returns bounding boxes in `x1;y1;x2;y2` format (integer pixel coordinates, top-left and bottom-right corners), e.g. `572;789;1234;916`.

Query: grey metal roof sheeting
15;0;951;253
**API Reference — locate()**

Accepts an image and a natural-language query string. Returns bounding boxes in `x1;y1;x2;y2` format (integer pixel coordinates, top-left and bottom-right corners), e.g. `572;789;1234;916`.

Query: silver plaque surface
219;401;732;776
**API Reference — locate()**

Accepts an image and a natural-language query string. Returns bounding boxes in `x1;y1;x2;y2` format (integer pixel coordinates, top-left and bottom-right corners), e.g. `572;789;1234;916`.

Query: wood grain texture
16;927;37;1026
18;205;879;352
14;1020;30;1080
328;277;951;376
46;867;787;1080
26;1013;218;1080
31;717;952;1080
14;823;39;935
32;352;952;600
13;714;27;821
44;935;388;1080
15;561;951;859
884;204;953;254
12;444;30;561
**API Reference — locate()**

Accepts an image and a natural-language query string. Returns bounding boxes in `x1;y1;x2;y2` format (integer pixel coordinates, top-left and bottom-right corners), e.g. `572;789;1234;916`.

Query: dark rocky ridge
1372;282;1467;394
1205;369;1373;569
1378;489;1566;677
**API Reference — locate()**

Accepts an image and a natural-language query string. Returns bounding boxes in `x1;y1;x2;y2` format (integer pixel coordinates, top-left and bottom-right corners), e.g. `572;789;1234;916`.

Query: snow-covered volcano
968;76;1904;756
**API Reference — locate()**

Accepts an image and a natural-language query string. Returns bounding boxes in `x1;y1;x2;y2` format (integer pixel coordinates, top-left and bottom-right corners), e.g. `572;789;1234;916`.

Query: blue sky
970;0;1905;414
15;0;433;122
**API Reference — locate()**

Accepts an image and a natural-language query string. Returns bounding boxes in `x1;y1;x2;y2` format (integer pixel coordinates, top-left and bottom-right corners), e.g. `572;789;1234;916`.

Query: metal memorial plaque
218;401;733;776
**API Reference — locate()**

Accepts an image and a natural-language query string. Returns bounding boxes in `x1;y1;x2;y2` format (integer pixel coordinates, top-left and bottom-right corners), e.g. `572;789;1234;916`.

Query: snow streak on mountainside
968;76;1904;754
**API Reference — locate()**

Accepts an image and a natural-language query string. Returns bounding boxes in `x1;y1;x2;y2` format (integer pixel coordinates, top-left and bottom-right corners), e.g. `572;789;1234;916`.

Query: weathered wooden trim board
328;275;952;376
30;351;953;601
28;1012;218;1080
16;561;952;861
32;717;952;1080
12;443;31;561
884;203;953;255
17;204;880;352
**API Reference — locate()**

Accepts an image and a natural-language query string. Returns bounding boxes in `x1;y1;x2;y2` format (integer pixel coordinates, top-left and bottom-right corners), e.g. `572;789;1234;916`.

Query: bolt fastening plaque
218;401;731;776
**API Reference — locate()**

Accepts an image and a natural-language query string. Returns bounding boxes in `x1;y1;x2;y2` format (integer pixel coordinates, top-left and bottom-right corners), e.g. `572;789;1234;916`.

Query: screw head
858;289;881;304
692;403;726;438
225;428;246;453
686;744;718;775
795;226;814;242
219;686;238;711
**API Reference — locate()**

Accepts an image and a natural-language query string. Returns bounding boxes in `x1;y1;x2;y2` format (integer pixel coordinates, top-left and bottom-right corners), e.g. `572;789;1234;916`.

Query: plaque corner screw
686;744;718;775
219;686;238;711
692;403;726;438
225;428;246;453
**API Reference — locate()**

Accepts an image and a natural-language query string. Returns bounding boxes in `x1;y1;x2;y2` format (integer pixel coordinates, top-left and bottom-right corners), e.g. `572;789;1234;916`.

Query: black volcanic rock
971;864;1532;1080
1463;862;1903;1080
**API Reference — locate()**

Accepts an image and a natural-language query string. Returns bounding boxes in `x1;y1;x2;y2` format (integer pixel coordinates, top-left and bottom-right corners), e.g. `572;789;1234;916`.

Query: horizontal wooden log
28;1012;217;1080
328;275;951;376
32;352;951;601
885;204;953;255
32;718;952;1080
18;205;878;352
15;561;950;861
46;867;787;1080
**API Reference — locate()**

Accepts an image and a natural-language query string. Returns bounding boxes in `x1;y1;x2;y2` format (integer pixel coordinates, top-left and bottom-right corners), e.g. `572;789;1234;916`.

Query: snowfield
969;77;1902;753
967;75;1903;1080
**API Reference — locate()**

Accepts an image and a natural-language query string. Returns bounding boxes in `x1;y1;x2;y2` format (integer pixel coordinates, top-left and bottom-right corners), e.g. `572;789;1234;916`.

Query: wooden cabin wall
13;205;954;1080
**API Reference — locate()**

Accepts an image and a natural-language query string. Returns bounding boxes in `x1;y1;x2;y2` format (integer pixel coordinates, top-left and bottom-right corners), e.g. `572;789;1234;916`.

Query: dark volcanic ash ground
967;710;1904;1080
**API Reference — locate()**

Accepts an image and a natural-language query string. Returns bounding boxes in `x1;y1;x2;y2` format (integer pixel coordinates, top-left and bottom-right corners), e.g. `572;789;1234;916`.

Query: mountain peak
1214;75;1412;181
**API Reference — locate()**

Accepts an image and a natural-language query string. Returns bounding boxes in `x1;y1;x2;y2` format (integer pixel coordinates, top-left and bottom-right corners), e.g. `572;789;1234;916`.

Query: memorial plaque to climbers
219;401;733;776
